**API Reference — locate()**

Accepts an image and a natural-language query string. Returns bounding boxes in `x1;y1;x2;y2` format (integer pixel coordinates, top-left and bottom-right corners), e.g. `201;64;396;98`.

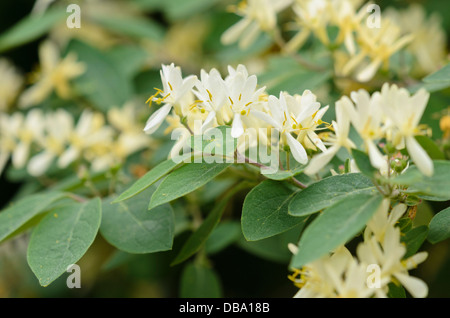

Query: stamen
168;82;173;91
206;89;213;101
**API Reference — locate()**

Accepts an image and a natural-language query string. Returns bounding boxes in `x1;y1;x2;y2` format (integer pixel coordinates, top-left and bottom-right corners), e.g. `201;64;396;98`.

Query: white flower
339;89;387;170
252;91;322;164
225;65;265;138
12;109;45;169
290;246;374;298
193;68;228;131
304;101;356;175
357;224;428;298
143;63;197;134
58;110;114;169
379;83;433;176
27;110;73;176
221;0;292;49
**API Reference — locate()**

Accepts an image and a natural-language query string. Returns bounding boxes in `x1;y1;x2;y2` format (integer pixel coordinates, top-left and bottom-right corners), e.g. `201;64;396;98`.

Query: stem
235;150;269;169
291;177;307;189
67;193;88;203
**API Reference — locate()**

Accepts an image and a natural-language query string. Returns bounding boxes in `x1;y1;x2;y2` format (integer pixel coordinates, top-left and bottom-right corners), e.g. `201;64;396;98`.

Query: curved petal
143;104;172;134
286;132;308;164
231;113;244;138
304;145;339;175
405;136;434;177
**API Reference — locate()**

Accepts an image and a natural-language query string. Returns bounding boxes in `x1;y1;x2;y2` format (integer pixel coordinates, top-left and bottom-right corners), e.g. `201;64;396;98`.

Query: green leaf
66;39;133;112
91;15;165;42
291;193;383;268
387;283;406;298
391;160;450;199
106;45;149;79
288;173;377;217
113;158;186;203
27;198;102;286
423;63;450;83
148;162;231;210
0;8;66;52
237;225;304;263
0;192;66;242
259;56;332;95
205;221;241;255
101;189;174;254
171;182;249;265
179;263;222;298
401;225;428;258
165;0;222;21
351;149;378;178
414;136;445;160
190;126;238;157
428;207;450;244
242;180;307;241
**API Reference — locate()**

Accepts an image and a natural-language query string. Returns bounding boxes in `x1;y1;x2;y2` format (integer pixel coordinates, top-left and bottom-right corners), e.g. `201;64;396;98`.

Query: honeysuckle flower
290;245;374;298
330;0;368;55
0;112;22;175
225;65;266;138
143;63;197;134
221;0;293;49
18;40;85;108
379;83;433;176
252;91;321;164
304;102;356;175
58;110;114;169
286;90;329;152
357;223;428;298
344;18;414;82
193;68;228;131
27;110;73;176
385;5;447;76
106;103;150;159
11;109;45;169
0;59;23;111
286;0;330;53
339;89;387;170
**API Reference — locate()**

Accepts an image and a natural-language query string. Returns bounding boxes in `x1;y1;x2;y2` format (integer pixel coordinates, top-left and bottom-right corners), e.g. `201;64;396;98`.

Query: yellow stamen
206;89;213;101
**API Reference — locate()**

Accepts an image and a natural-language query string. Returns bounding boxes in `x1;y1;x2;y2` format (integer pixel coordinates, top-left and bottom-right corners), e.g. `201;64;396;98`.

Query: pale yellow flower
385;4;447;76
343;18;413;82
0;59;23;111
18;40;85;108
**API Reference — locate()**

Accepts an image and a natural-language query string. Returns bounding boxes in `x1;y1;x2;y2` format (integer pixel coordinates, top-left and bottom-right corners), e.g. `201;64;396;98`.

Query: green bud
390;158;407;173
384;142;397;155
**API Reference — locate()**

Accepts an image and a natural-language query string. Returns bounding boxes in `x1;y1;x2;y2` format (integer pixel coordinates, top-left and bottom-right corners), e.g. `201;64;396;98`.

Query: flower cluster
144;63;433;176
222;0;447;83
144;63;330;165
0;103;150;177
289;200;428;298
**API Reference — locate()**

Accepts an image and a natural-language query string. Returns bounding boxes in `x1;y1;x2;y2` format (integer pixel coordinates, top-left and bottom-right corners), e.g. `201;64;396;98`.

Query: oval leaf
27;198;102;286
0;191;66;242
428;207;450;244
242;180;307;241
179;263;222;298
289;173;377;217
113;158;186;203
101;188;174;254
148;162;230;210
291;193;383;268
